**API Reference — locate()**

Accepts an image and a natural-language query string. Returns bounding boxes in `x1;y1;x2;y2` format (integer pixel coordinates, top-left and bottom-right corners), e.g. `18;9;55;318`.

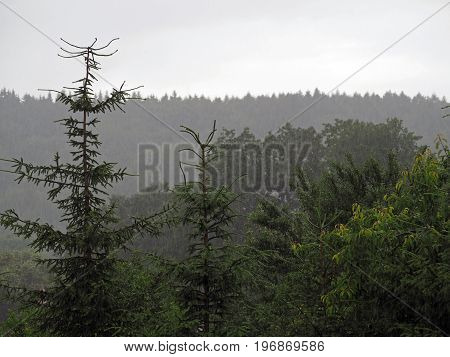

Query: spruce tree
0;38;166;336
174;122;242;335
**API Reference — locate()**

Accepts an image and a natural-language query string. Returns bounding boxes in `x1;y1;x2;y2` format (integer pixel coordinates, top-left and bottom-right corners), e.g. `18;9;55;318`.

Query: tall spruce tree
175;122;243;335
0;39;167;336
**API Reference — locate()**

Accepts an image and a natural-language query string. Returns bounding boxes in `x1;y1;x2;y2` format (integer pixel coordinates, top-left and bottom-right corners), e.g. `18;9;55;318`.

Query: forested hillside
0;41;448;337
0;88;448;224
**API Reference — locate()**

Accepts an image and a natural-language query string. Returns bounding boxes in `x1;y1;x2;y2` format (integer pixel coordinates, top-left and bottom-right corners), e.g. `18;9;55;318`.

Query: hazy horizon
1;87;448;102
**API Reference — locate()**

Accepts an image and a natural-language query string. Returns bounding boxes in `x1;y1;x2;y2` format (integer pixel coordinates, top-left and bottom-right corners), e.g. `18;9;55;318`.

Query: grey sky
0;0;449;99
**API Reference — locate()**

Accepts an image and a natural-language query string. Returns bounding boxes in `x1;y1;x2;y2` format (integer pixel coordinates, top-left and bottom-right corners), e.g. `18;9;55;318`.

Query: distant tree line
0;41;448;337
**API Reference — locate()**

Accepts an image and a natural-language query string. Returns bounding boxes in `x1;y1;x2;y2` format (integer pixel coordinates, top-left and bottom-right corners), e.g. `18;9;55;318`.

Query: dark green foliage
0;41;446;337
0;241;49;325
294;153;401;227
0;40;167;336
0;307;44;337
112;192;188;259
245;153;405;336
211;119;418;202
323;142;449;336
174;122;244;335
111;253;189;336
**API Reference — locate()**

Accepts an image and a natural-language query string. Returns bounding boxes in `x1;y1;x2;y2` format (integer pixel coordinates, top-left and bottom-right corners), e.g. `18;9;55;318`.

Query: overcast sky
0;0;449;99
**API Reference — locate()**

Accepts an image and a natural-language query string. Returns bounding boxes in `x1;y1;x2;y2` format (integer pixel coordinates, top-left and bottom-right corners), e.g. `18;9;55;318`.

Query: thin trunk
83;49;92;259
201;145;210;334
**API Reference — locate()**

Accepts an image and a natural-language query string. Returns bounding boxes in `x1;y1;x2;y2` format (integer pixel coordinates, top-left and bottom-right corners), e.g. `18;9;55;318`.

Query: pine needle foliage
174;122;242;335
0;39;168;336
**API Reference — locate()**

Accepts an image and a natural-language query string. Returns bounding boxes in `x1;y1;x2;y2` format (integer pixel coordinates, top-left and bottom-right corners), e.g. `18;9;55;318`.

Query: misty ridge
1;0;450;342
0;32;448;336
0;87;448;223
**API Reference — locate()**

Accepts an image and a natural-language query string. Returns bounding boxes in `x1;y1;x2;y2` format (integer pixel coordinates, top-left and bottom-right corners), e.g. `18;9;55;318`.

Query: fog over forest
0;0;449;342
1;88;448;224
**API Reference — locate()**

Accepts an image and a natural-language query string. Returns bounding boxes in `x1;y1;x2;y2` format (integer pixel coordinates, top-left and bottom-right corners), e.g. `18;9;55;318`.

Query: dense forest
0;40;448;337
0;81;448;223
